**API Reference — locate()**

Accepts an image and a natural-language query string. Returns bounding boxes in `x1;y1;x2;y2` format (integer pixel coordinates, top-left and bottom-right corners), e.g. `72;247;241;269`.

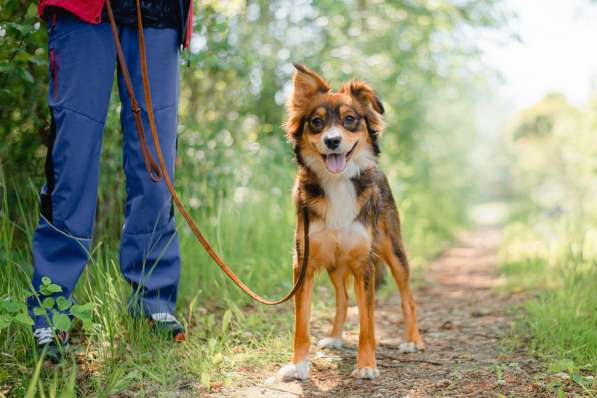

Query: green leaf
2;300;25;314
0;315;11;330
42;297;55;309
549;359;575;373
56;296;72;311
82;319;93;331
52;313;71;332
33;307;46;316
13;312;34;326
16;68;34;84
70;304;92;321
221;309;232;333
46;284;63;294
571;372;583;385
26;3;37;18
41;276;51;286
77;303;94;311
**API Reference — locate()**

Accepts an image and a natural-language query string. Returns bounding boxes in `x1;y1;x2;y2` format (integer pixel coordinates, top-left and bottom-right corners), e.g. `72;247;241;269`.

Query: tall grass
500;217;597;373
0;144;468;395
1;164;300;396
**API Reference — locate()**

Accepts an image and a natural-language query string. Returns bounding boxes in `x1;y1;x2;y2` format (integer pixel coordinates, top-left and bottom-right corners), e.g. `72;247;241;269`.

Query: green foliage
28;276;96;332
0;0;511;395
507;93;597;218
2;0;510;246
500;221;597;390
0;297;33;330
500;93;597;383
0;0;49;178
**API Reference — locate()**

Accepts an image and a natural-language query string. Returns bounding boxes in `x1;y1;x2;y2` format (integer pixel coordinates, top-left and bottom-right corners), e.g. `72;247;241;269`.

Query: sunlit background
0;0;595;394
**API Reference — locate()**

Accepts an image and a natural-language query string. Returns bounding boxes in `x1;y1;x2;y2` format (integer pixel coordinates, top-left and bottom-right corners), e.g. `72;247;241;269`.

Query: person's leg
117;25;181;316
29;10;116;328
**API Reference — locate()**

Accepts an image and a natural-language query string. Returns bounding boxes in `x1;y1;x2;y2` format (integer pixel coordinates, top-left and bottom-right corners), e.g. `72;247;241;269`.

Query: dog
277;64;425;381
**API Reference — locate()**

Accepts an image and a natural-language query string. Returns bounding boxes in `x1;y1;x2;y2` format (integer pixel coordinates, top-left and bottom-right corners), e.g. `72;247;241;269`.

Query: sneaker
149;313;186;341
33;327;69;363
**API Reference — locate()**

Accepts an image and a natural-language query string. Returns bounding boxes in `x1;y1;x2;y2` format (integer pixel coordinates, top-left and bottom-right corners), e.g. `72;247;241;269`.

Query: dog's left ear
340;80;385;115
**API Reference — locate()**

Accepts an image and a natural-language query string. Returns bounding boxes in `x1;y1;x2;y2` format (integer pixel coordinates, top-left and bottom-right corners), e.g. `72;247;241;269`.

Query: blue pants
30;11;181;328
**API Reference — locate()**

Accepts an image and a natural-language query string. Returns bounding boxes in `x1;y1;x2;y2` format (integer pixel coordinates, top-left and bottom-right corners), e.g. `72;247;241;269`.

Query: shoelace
150;312;181;325
33;327;54;345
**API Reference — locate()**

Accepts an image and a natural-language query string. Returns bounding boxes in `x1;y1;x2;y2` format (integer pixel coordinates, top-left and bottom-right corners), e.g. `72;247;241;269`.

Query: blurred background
0;0;595;394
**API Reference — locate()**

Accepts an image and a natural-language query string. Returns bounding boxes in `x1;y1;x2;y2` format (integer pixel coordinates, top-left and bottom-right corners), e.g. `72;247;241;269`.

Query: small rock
553;372;570;380
398;342;417;353
439;320;454;330
264;376;275;385
471;310;491;317
435;379;451;388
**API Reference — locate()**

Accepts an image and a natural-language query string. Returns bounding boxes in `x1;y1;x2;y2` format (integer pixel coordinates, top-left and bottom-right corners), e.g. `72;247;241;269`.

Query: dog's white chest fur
322;178;358;229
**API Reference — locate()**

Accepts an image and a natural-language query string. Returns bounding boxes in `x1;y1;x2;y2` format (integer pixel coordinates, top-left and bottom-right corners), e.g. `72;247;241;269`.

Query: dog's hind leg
277;266;315;381
318;268;349;349
382;236;425;352
351;262;379;379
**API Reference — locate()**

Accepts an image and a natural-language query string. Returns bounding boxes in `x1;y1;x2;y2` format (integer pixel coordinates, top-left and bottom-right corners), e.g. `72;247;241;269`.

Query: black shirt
103;0;180;29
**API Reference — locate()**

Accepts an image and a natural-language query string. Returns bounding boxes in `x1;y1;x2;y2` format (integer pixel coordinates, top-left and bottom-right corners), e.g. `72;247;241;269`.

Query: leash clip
132;105;142;114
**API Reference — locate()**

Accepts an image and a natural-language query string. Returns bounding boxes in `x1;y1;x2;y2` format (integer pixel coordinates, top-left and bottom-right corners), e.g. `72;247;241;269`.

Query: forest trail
216;227;545;397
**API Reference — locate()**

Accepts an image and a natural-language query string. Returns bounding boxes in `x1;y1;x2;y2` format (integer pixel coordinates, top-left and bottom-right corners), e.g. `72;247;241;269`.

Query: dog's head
285;64;385;177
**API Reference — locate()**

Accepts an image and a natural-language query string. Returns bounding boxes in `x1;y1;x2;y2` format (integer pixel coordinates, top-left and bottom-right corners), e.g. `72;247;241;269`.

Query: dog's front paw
398;342;418;353
317;337;343;349
277;359;310;381
351;367;380;379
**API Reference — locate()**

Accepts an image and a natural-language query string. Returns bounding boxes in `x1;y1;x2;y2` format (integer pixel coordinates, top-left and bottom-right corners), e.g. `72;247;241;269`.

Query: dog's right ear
285;64;330;140
291;64;330;100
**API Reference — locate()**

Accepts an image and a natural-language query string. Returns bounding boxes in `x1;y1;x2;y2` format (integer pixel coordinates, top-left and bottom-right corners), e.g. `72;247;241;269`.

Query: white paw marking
398;342;417;353
277;359;310;381
317;337;343;349
351;367;380;379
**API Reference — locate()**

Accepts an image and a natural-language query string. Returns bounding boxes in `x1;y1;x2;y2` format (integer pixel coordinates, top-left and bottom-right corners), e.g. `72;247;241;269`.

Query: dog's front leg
318;268;348;349
278;266;314;381
352;262;380;379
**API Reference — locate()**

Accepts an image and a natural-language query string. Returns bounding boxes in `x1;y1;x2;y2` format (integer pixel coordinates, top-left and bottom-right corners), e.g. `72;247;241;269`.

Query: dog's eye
310;117;324;131
343;115;357;129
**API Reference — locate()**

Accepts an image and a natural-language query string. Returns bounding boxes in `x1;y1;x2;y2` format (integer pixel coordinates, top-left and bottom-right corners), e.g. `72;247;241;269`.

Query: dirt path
218;227;545;397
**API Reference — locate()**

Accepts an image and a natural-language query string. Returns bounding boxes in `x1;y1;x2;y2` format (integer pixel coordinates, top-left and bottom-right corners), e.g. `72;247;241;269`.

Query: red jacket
38;0;193;48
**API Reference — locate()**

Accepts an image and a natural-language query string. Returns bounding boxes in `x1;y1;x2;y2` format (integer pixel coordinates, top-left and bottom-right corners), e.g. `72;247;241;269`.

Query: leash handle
105;0;309;305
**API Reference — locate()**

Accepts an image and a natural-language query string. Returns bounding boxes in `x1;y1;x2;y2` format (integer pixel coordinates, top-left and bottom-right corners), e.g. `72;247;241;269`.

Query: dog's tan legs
318;268;348;348
292;266;315;363
352;264;379;378
385;252;425;350
278;266;314;380
330;270;349;337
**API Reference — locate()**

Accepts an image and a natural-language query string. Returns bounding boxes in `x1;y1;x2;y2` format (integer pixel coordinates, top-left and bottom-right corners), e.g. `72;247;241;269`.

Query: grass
0;168;299;396
0;157;467;397
499;217;597;392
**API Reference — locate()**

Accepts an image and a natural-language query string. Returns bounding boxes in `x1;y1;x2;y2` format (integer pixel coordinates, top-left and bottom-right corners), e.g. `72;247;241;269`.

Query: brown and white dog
277;64;425;381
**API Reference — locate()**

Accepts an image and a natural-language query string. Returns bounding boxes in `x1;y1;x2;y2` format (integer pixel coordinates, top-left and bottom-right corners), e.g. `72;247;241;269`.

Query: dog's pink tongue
325;153;347;173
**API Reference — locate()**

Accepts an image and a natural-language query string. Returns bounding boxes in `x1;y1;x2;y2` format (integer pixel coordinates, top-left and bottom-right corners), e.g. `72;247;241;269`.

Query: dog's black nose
324;136;341;150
